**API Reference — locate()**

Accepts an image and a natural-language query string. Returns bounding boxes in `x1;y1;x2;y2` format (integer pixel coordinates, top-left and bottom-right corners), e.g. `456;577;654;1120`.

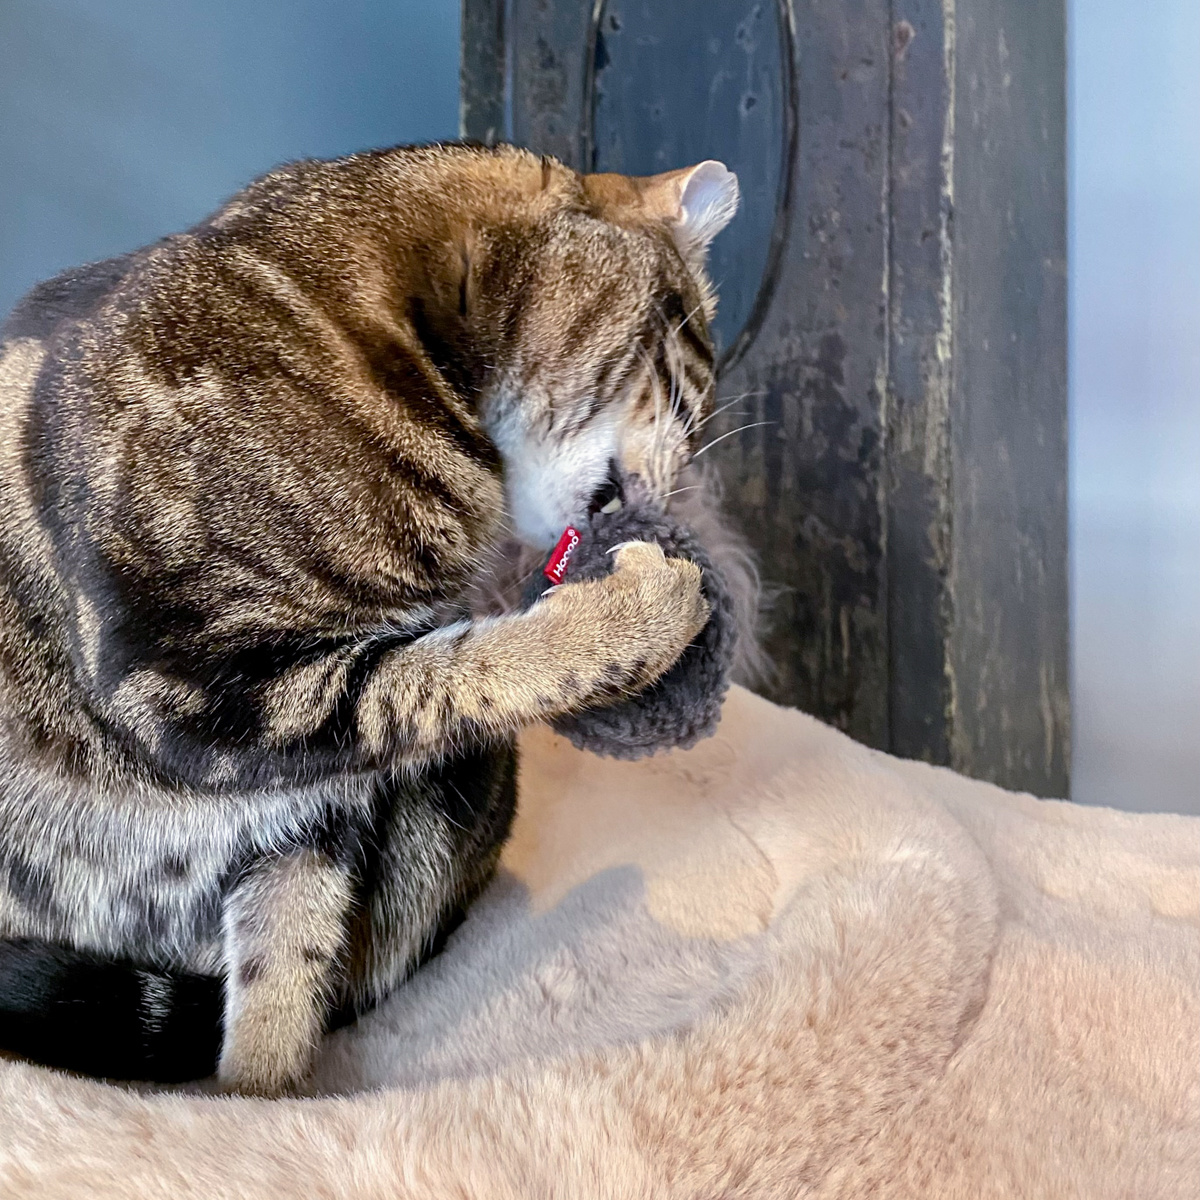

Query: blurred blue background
1;1;1196;813
1071;0;1200;814
0;0;460;311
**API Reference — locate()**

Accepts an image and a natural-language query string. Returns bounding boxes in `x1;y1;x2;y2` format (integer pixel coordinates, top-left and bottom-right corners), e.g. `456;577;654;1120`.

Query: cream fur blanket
0;686;1196;1198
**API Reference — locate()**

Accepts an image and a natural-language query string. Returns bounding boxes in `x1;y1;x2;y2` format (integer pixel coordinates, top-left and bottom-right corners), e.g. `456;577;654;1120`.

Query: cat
0;143;739;1095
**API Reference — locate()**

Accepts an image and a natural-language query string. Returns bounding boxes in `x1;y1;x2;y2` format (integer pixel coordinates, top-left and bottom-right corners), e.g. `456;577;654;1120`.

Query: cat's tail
0;937;222;1082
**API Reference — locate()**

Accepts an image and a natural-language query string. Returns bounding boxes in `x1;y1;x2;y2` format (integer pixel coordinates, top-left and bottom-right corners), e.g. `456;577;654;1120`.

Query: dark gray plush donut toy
521;487;736;760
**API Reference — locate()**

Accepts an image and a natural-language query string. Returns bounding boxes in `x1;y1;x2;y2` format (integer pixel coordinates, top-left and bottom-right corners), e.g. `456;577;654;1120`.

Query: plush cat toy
524;485;737;760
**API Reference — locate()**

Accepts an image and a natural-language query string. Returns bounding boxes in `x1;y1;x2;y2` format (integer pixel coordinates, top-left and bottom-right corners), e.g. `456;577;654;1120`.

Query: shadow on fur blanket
0;685;1196;1199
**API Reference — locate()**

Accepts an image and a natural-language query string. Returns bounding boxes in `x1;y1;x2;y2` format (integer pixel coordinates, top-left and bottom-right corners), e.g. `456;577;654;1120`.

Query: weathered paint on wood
459;0;506;147
461;0;1069;796
946;0;1069;791
590;1;793;363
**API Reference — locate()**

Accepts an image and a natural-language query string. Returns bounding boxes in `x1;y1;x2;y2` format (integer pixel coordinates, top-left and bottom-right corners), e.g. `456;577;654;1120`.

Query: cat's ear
662;160;741;258
583;160;739;266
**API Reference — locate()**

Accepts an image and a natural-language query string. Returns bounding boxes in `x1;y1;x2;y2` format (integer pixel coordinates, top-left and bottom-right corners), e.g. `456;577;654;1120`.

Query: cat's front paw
610;537;708;632
594;539;710;686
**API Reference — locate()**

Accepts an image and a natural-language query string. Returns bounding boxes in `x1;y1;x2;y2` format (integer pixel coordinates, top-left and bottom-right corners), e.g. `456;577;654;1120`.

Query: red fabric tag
543;526;581;585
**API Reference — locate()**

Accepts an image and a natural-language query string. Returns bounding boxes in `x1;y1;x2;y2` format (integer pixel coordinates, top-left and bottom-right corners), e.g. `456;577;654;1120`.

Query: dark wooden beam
944;0;1069;791
460;0;506;145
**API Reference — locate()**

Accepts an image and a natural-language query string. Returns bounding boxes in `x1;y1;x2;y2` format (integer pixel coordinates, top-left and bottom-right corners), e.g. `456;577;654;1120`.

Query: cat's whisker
693;421;775;458
638;338;673;494
670;299;707;351
696;391;767;431
712;389;768;404
699;392;762;420
681;388;763;440
684;397;756;439
661;369;684;477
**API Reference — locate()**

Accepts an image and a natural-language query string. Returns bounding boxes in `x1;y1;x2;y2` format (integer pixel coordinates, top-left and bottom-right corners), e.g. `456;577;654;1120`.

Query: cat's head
467;155;739;549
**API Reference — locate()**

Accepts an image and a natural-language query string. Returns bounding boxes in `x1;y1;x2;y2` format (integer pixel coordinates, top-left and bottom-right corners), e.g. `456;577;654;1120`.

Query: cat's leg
349;540;708;767
339;740;518;1016
101;539;707;789
217;848;354;1096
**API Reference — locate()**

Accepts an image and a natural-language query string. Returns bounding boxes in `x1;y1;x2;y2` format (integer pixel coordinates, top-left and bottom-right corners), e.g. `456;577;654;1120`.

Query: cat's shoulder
1;252;149;345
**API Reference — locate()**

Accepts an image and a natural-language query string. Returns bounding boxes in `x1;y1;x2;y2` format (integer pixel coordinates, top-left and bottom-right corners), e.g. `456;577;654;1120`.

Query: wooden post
462;0;1068;796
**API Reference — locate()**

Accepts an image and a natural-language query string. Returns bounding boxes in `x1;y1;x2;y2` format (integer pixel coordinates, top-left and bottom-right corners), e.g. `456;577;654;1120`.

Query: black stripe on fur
0;938;222;1082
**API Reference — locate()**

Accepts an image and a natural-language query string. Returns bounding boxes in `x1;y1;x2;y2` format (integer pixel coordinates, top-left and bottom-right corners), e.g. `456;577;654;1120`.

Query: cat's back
0;292;104;769
0;147;520;774
1;249;147;347
33;163;504;600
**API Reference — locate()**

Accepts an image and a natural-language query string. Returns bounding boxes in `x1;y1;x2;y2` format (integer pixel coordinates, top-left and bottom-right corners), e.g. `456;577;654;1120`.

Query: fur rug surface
0;686;1196;1199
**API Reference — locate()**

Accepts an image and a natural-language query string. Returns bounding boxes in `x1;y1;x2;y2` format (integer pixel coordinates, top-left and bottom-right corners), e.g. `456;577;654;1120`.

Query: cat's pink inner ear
622;161;740;259
583;161;740;254
673;161;740;250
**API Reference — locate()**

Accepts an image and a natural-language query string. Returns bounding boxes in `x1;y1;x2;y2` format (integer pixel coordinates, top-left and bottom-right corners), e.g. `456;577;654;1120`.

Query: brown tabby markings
218;850;352;1098
0;144;738;1095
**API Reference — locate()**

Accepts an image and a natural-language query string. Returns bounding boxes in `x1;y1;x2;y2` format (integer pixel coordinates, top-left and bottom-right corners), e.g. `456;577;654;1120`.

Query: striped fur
0;144;738;1094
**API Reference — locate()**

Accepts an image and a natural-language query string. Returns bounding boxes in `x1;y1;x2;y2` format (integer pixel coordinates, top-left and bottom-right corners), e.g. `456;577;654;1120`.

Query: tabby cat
0;143;738;1095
